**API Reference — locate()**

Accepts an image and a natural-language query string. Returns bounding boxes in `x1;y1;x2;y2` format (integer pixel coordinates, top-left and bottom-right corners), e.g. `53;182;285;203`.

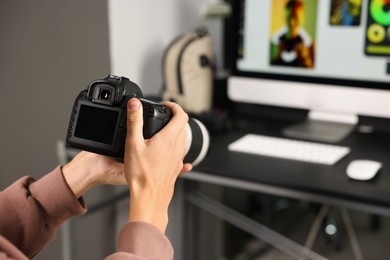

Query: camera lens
99;89;112;100
183;118;210;166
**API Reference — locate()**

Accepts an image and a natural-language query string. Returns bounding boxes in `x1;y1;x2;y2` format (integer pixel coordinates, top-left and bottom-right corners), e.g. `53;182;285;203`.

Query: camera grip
141;99;172;139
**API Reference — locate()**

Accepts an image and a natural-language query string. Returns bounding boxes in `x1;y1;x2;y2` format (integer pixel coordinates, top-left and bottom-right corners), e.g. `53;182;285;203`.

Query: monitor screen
228;0;390;121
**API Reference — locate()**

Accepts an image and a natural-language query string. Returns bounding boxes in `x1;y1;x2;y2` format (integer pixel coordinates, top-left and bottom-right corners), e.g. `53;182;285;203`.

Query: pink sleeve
0;166;86;258
105;221;174;260
0;168;174;259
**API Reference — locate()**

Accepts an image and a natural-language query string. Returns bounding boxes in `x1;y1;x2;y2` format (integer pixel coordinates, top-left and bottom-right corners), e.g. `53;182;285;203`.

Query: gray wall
0;1;111;185
0;1;115;259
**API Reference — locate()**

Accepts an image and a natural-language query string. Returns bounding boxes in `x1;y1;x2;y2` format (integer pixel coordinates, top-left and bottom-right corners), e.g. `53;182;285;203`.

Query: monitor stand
282;111;358;143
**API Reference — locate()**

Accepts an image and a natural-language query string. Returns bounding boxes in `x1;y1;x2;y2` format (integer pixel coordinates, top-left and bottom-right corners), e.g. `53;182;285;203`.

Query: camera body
66;75;172;159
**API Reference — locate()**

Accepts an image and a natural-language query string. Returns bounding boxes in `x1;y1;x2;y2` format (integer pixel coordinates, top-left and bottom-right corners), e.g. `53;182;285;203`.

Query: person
0;97;192;259
270;0;315;68
330;0;362;26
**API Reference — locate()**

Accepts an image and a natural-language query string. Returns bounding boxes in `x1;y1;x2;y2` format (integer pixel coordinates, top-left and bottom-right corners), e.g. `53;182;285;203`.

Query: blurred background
0;0;223;259
3;1;390;260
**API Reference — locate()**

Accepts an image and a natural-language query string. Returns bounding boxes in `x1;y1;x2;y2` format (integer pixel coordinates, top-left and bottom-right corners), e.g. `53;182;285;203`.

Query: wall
0;1;115;259
0;1;111;184
0;0;223;259
108;0;224;95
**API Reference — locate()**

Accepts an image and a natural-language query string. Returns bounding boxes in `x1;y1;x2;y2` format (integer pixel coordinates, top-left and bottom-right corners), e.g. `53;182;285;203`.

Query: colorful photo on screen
329;0;362;26
269;0;318;69
365;0;390;57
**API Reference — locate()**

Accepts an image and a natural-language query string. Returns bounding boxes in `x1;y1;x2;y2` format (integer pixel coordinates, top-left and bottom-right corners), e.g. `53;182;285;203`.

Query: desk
168;125;390;259
192;129;390;215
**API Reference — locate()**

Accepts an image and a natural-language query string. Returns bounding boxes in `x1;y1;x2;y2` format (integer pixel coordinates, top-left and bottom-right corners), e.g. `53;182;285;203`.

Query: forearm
0;167;86;257
126;171;177;234
128;192;170;233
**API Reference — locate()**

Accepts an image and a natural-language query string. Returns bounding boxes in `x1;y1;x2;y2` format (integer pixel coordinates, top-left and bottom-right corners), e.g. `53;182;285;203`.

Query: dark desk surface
193;123;390;213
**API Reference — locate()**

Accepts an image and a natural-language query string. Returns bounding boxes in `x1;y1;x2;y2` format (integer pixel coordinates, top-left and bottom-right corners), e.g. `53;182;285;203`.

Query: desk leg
341;208;364;260
304;205;330;253
186;191;328;260
167;179;224;260
304;205;364;260
188;181;224;260
166;179;186;260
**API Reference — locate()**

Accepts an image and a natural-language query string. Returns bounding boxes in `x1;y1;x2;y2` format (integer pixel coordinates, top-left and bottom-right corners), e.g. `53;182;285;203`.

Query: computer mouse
346;160;382;181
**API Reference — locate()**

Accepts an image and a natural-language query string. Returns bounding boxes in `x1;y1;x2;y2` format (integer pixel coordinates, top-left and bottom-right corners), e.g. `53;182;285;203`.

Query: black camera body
66;75;172;159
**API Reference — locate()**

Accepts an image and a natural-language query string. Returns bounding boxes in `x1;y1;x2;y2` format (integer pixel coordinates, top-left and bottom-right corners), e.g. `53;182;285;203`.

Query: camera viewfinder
99;89;112;101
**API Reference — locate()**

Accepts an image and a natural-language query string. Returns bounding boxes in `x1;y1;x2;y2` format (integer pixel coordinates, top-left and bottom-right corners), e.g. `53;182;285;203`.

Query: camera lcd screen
74;105;119;145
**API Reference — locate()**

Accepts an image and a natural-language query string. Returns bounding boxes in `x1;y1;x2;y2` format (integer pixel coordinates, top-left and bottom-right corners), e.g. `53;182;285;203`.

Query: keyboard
228;134;350;165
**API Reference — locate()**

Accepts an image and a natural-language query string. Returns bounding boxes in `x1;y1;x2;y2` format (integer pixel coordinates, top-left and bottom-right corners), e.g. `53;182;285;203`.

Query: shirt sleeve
105;221;174;260
0;166;86;258
0;167;174;260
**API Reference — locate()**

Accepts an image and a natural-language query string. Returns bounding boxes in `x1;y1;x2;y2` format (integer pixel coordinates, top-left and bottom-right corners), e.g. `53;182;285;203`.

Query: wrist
128;189;170;233
62;152;98;198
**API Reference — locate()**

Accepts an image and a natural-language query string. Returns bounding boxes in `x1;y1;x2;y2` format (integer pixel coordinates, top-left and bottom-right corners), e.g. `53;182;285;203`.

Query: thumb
126;98;144;144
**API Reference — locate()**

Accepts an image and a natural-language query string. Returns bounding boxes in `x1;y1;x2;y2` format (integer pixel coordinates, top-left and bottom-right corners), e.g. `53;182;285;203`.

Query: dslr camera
66;75;209;165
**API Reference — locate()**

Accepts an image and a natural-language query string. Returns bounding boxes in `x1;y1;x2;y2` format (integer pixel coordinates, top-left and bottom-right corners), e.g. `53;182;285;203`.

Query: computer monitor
228;0;390;143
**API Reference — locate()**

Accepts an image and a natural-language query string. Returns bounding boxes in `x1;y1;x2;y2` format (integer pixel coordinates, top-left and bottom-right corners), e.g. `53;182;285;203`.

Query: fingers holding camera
181;163;193;175
162;101;189;135
126;98;144;147
163;101;193;175
124;99;192;232
154;101;192;175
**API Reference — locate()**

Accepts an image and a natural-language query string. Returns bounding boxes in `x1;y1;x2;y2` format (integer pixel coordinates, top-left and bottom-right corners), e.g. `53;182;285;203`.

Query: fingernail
128;98;140;111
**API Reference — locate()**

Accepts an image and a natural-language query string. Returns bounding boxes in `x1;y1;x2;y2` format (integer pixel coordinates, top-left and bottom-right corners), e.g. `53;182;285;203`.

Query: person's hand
124;98;192;233
62;151;125;198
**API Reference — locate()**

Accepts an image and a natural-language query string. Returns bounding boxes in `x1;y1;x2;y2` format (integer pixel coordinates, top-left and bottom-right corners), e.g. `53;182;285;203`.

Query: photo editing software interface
236;0;390;85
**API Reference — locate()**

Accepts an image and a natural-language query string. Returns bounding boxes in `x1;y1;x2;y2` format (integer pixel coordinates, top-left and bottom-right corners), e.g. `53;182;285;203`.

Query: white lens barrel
184;118;210;166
